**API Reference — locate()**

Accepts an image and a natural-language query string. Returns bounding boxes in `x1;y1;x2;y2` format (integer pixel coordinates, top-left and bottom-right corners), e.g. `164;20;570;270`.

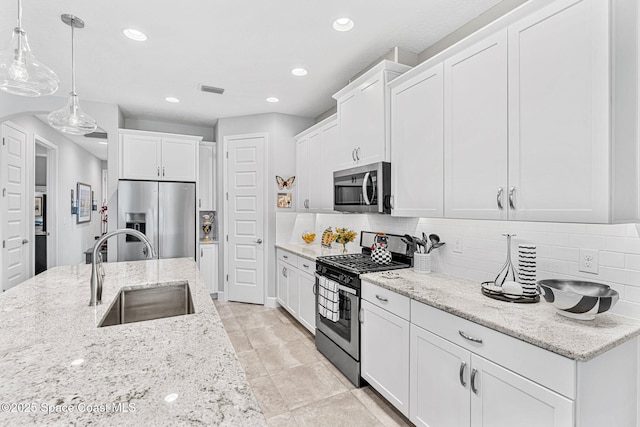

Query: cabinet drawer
277;249;297;266
297;257;315;274
362;281;410;321
411;300;576;399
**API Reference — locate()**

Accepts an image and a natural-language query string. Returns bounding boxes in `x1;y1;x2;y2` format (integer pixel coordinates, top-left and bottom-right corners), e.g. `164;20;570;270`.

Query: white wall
217;113;314;301
123;118;215;141
10;115;104;266
277;213;640;320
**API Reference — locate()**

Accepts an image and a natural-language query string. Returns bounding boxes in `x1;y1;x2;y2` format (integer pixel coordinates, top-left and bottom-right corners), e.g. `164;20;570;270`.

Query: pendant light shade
48;14;97;136
0;0;59;97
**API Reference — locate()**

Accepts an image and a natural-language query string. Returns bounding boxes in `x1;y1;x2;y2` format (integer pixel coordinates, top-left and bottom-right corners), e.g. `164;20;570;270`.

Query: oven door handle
314;273;357;296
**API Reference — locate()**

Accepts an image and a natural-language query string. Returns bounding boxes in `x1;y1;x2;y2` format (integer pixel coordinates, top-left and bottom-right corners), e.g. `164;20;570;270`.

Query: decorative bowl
301;232;316;244
537;279;619;320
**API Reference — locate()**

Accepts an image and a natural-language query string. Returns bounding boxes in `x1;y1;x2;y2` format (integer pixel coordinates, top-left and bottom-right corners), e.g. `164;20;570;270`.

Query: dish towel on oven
318;276;340;322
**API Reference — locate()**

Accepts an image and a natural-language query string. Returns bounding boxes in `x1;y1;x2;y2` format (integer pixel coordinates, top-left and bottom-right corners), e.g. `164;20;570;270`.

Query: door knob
256;239;263;244
22;239;29;244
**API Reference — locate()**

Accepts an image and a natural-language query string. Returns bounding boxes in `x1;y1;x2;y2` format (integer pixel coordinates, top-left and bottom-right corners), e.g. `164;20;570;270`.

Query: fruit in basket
302;232;316;244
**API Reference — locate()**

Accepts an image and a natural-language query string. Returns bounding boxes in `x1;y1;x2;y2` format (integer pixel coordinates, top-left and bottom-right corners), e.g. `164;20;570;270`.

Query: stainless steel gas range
314;231;411;387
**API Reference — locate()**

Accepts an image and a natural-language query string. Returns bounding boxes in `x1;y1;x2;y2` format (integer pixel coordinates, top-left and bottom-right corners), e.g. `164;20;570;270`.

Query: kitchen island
0;258;265;426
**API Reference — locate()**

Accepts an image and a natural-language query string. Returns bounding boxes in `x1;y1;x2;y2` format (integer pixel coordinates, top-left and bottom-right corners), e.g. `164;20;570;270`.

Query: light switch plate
453;237;463;254
579;249;599;274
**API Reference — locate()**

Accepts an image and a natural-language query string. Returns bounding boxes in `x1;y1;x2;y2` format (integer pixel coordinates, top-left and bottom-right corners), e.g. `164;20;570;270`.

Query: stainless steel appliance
333;162;392;214
117;180;196;261
315;231;411;386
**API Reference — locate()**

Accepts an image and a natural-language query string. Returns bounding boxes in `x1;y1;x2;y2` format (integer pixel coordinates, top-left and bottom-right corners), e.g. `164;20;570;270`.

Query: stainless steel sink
99;281;195;327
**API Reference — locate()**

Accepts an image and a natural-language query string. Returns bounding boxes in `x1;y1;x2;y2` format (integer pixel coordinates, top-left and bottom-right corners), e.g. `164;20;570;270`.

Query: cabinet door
471;356;573;427
276;260;288;308
361;300;410;417
120;134;161;180
161;137;197;182
297;271;316;334
286;266;299;317
199;244;217;294
507;0;609;222
295;136;309;211
198;143;215;210
391;63;444;218
336;92;359;169
444;31;508;220
307;130;322;211
319;120;338;212
355;76;386;166
410;324;471;427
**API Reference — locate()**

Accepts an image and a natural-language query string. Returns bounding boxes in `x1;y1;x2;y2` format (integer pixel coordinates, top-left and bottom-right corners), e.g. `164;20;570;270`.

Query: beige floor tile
245;322;306;349
351;387;411;426
226;329;253;353
270;361;348;410
267;411;298;427
292;391;383;427
318;358;358;391
236;349;269;379
237;310;288;331
248;375;289;419
220;315;242;332
229;301;272;317
256;340;321;374
214;304;235;319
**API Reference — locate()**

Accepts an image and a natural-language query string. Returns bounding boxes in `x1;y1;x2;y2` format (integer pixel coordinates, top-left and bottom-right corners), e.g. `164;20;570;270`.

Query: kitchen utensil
427;242;445;253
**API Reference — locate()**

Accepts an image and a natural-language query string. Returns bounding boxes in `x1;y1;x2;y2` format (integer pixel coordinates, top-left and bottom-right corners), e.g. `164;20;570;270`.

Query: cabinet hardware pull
459;361;467;387
283;255;288;259
496;187;504;210
200;249;203;257
352;149;356;161
157;167;160;177
282;267;287;278
471;368;479;394
359;308;364;323
509;187;516;210
375;295;388;302
303;264;309;268
356;147;361;160
459;330;483;344
162;167;165;177
389;195;394;209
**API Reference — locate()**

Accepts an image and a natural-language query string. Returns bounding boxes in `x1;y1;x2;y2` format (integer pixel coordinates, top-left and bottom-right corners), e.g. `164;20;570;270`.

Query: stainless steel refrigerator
117;180;195;261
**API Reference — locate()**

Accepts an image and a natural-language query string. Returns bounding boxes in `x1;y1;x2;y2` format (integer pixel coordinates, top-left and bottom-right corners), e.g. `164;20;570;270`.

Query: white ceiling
4;0;503;157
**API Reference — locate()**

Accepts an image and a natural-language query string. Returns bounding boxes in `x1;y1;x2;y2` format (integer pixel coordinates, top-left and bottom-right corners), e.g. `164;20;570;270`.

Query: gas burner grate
317;253;410;274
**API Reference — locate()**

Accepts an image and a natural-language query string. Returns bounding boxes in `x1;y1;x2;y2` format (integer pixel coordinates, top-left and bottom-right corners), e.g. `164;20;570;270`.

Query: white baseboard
217;291;226;301
265;297;279;308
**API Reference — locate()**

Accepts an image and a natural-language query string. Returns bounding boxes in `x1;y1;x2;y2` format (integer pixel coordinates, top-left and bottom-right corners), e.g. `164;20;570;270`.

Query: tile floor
214;300;413;427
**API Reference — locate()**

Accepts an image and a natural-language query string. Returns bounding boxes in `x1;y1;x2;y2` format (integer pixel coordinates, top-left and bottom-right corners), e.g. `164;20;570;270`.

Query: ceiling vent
199;84;225;95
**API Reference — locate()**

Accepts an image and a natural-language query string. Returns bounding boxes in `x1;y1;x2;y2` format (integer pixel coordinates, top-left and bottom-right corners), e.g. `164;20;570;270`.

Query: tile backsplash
276;212;640;320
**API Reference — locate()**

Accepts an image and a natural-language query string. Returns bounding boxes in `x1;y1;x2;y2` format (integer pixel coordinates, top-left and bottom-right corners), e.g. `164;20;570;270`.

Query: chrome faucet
89;228;157;306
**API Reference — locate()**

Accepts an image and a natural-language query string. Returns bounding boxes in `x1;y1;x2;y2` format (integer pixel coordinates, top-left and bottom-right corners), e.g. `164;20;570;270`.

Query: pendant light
0;0;59;96
47;14;97;135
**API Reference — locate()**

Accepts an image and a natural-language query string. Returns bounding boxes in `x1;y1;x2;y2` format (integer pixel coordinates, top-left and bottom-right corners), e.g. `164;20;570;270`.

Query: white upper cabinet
333;61;411;170
390;62;444;218
507;0;609;222
443;31;509;220
295;115;338;213
119;130;201;182
198;142;216;211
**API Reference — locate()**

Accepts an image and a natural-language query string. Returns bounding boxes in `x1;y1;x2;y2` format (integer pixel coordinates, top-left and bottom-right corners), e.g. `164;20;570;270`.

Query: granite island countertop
361;269;640;362
0;258;266;426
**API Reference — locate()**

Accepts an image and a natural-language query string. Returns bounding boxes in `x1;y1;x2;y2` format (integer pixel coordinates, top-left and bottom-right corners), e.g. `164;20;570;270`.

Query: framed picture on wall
277;192;292;208
34;197;42;216
77;182;92;223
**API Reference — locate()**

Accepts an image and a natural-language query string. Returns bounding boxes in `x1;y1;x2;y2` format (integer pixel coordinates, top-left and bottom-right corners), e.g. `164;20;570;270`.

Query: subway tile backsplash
276;212;640;320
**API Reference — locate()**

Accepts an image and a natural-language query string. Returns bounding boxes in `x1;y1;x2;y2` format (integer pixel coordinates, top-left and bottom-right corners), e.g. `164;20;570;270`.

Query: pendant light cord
71;18;76;96
16;0;22;29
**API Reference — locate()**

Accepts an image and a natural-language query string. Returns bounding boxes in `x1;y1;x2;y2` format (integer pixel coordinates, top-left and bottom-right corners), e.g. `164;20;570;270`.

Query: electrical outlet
453;237;463;254
579;249;599;274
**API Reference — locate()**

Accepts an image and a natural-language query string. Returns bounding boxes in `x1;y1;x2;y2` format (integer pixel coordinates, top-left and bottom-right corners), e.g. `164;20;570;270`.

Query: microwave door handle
362;172;372;205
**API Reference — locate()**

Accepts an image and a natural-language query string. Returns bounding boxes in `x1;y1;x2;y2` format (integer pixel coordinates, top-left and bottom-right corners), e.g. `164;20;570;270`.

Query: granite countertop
0;258;265;426
361;269;640;362
275;242;361;261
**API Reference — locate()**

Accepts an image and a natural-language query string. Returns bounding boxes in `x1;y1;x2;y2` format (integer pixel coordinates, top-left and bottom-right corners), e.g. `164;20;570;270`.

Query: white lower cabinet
276;249;315;334
198;244;218;294
410;324;573;427
361;299;410;417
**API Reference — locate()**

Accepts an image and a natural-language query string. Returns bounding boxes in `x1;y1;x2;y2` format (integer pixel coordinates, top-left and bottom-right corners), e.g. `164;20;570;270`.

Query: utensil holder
414;252;431;274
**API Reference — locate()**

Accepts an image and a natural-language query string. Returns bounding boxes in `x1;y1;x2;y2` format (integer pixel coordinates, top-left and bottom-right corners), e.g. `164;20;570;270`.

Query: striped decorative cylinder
518;244;537;297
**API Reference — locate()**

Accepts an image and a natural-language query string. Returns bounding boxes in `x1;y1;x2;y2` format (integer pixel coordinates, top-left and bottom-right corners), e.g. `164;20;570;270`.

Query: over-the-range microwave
333;161;391;214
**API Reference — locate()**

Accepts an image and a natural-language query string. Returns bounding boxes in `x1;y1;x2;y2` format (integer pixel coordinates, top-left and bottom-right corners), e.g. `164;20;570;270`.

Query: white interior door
2;122;29;291
225;134;265;304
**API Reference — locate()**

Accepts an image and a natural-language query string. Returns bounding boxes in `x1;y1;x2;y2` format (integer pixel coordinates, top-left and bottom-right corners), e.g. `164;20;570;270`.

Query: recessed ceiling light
123;28;147;41
291;67;308;77
266;97;279;103
333;18;354;32
165;97;180;103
